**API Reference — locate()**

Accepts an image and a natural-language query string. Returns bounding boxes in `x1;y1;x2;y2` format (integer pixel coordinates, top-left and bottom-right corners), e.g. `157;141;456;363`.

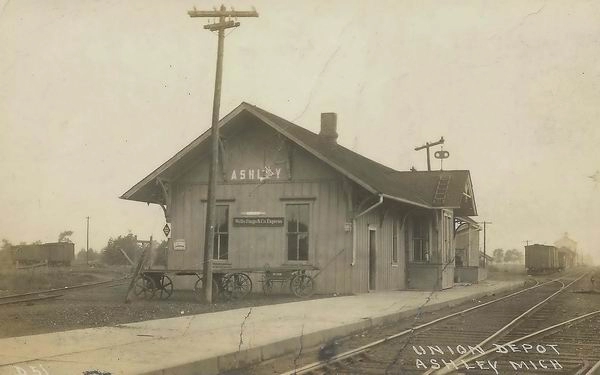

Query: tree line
492;248;524;263
0;231;167;266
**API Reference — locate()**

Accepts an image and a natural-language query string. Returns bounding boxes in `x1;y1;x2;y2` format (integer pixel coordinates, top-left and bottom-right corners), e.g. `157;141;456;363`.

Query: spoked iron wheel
156;275;174;300
133;275;157;300
222;273;253;300
290;274;315;298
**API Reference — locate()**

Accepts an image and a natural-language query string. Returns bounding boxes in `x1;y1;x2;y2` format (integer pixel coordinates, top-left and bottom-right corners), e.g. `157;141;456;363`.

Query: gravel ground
0;266;591;344
0;265;123;296
0;267;332;338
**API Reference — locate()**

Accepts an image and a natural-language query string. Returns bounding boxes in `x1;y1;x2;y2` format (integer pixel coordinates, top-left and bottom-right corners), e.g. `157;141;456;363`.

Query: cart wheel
157;275;174;300
290;274;315;298
222;273;252;299
133;275;157;300
194;276;220;301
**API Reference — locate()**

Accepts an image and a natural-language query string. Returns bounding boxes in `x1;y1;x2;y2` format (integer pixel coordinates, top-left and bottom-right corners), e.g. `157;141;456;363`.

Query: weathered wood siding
352;208;407;293
455;226;480;267
165;120;416;294
468;227;480;267
168;121;355;293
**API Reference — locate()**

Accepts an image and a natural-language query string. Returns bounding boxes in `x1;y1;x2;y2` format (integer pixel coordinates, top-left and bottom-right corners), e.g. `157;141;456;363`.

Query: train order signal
434;150;450;159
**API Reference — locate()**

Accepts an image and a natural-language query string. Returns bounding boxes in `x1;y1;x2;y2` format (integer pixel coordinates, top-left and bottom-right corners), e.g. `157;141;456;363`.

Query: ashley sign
230;166;283;181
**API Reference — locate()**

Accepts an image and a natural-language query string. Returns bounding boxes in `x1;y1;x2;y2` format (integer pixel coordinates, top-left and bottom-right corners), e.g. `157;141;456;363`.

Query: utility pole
522;240;531;247
415;137;444;171
86;216;90;266
479;221;492;268
188;4;258;303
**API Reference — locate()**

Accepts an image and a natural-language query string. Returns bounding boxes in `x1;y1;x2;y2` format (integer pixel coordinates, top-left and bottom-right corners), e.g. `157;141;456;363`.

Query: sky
1;0;599;260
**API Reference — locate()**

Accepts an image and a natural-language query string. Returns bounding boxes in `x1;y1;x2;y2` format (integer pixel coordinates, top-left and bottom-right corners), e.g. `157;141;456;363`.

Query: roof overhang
120;103;381;204
120;102;479;216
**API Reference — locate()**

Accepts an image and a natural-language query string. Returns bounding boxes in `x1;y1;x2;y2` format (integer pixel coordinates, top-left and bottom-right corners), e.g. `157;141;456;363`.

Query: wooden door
369;228;377;290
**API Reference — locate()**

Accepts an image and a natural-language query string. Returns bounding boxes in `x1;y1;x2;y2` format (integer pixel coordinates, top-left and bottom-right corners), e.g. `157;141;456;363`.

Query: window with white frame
286;204;309;261
213;205;229;260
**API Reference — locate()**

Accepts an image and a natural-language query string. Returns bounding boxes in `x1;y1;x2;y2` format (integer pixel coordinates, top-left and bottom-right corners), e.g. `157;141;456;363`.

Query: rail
442;309;600;374
279;277;579;375
279;273;587;375
0;276;129;306
429;272;586;374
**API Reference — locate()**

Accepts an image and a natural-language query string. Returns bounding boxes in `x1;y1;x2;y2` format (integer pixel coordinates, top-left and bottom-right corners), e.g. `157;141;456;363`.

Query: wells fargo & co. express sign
233;217;284;227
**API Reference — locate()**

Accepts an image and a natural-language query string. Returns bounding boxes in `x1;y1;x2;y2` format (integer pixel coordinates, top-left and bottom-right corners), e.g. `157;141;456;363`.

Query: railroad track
437;311;600;375
0;277;129;306
280;273;591;375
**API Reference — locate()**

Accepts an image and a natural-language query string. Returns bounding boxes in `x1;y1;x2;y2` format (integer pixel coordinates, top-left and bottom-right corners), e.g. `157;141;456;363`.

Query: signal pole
415;137;444;171
86;216;90;266
188;5;258;303
479;221;492;268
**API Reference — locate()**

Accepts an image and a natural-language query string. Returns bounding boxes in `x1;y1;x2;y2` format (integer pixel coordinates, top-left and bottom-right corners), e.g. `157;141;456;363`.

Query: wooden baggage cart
131;264;317;301
260;264;318;297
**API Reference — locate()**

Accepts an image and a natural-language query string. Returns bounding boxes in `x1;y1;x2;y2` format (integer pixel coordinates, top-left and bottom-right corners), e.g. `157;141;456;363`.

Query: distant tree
0;239;13;264
76;248;85;262
504;249;524;263
493;248;504;263
101;233;141;265
58;230;74;243
1;239;12;252
76;248;99;263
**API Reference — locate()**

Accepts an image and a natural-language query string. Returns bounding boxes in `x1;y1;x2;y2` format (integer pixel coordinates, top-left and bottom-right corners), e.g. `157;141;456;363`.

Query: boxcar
13;242;74;266
525;244;559;274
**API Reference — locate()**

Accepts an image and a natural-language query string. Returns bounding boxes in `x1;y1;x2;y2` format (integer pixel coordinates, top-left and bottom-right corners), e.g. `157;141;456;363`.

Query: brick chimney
319;112;338;146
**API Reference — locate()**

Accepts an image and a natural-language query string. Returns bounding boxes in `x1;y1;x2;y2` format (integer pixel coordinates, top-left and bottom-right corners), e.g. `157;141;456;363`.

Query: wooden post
188;4;258;304
414;137;444;171
86;216;90;266
479;221;492;268
119;248;135;267
124;238;152;303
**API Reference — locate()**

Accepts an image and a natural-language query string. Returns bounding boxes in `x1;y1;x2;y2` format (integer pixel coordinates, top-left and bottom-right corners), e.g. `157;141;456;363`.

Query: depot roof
120;102;477;216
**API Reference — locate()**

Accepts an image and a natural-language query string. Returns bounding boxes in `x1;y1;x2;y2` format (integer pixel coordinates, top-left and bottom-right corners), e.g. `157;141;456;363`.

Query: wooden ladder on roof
433;175;451;206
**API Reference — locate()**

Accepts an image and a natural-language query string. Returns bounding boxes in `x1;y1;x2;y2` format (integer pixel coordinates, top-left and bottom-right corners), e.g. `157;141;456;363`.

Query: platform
0;280;524;375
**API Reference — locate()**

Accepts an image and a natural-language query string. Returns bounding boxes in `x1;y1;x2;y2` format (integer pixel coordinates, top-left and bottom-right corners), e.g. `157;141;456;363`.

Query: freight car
525;244;559;274
13;242;74;266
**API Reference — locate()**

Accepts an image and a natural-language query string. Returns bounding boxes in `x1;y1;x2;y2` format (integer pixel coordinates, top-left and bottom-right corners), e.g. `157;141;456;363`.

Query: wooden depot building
121;102;479;293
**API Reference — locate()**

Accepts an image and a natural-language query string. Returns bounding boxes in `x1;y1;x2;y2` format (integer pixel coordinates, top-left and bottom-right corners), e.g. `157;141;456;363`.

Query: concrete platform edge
142;281;524;375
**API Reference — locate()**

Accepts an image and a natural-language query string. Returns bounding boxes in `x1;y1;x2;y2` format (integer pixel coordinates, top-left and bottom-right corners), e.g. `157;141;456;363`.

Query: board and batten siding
166;119;412;294
167;119;358;293
353;209;407;293
169;180;354;293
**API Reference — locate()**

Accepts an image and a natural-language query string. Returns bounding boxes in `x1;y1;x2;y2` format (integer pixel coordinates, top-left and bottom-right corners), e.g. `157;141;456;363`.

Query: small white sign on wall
173;239;186;251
